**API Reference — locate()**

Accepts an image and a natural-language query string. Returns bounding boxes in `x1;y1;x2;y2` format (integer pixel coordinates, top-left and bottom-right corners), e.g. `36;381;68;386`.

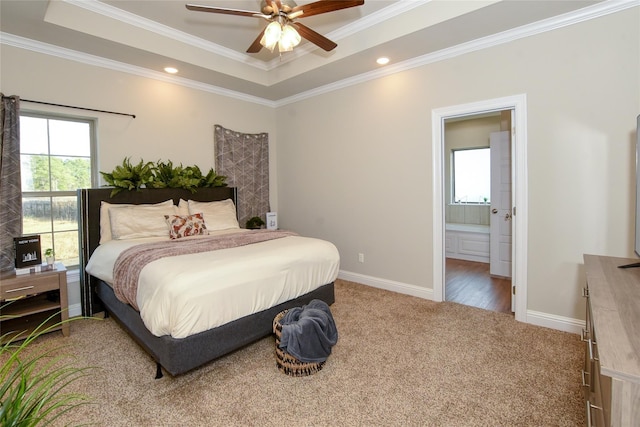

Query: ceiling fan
186;0;365;54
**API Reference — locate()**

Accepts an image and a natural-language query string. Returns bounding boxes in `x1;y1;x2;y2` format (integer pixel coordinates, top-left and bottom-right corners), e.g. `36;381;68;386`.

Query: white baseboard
525;309;584;334
337;270;582;334
66;270;584;332
338;270;433;300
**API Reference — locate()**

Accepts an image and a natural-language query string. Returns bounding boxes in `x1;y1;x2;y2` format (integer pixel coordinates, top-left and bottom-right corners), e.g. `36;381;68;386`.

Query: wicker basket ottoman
273;310;325;376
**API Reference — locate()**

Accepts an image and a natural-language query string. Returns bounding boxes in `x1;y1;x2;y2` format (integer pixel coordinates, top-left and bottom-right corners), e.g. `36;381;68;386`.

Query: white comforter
85;230;340;339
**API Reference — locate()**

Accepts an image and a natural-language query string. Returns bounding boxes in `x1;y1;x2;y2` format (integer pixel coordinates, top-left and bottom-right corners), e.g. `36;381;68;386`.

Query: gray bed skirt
96;280;335;376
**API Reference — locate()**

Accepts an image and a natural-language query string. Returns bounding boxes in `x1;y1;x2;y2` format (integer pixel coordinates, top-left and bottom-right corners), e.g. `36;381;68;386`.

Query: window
20;113;96;268
452;147;490;204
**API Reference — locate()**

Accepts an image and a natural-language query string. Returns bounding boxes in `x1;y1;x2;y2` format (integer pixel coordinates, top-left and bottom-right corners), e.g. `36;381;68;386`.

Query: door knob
491;209;498;214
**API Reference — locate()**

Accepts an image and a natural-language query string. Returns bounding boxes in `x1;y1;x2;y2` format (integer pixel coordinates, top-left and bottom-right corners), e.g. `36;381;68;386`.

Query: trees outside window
20;114;96;267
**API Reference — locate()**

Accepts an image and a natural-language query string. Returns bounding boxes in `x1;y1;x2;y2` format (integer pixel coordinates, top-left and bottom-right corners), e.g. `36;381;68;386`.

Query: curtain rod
20;99;136;119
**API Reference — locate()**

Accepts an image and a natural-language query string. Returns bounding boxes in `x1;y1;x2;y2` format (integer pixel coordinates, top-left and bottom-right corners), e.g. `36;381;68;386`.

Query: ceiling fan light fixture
188;0;365;54
278;24;301;52
260;21;282;52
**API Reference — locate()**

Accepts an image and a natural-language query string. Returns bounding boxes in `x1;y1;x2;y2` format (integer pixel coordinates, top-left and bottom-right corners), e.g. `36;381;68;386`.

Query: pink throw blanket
113;230;297;310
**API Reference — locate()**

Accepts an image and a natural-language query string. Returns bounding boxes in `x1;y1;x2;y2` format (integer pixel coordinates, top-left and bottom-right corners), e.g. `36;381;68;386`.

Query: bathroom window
452;147;490;204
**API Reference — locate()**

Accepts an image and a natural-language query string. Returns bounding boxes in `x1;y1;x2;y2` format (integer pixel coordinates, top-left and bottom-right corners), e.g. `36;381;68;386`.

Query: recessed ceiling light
164;67;178;74
376;57;390;65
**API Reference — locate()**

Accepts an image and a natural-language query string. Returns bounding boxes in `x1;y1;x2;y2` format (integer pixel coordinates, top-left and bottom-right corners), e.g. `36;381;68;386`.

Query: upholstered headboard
77;187;237;316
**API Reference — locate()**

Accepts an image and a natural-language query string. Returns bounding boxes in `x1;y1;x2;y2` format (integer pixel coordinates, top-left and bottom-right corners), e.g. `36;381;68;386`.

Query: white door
489;130;512;281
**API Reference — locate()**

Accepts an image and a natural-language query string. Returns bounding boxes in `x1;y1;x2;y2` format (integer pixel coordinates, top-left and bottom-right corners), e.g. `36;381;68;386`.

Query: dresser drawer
0;273;60;300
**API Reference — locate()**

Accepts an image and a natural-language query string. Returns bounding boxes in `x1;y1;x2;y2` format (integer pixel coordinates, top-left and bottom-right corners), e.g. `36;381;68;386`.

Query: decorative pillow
187;199;240;231
100;199;173;244
164;213;209;239
108;204;176;240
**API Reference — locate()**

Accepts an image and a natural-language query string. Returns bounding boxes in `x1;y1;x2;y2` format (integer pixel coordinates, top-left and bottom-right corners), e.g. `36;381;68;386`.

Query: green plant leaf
100;158;228;194
1;308;97;427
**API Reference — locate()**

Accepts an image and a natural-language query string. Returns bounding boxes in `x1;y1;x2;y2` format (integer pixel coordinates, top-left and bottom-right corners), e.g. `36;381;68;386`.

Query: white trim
338;270;582;334
0;33;276;108
274;0;639;106
62;0;427;72
1;1;635;106
61;0;265;69
526;310;584;335
338;270;433;301
432;94;528;323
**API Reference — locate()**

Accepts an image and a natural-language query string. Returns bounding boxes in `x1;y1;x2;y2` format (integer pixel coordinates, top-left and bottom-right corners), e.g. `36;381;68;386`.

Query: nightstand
0;262;69;342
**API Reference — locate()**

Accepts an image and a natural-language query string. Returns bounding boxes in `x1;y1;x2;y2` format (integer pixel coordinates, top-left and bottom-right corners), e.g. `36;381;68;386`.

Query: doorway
444;115;512;313
431;94;528;323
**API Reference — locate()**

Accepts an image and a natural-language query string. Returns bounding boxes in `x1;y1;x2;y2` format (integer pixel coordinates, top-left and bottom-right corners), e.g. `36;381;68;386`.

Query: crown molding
0;32;276;108
61;0;269;70
2;0;637;108
275;0;639;106
62;0;427;72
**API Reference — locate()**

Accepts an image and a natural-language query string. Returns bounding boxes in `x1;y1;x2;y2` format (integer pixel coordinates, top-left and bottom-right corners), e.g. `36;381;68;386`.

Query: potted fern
1;310;93;426
246;216;265;229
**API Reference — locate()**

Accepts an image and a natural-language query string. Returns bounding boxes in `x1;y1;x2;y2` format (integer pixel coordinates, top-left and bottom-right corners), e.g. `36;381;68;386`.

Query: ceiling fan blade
247;28;266;53
291;0;364;18
185;4;260;18
292;22;337;51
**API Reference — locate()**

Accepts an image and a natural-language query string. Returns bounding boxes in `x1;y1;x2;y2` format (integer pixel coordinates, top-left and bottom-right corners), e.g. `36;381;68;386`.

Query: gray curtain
0;94;22;273
214;125;269;228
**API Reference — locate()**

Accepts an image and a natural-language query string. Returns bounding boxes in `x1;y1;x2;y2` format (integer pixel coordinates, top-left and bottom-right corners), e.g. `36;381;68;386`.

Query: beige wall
1;7;638;324
275;8;639;320
0;46;276;181
0;46;276;309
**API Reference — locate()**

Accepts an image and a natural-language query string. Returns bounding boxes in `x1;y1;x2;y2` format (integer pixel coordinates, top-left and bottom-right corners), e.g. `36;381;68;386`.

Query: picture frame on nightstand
266;212;277;230
13;235;42;275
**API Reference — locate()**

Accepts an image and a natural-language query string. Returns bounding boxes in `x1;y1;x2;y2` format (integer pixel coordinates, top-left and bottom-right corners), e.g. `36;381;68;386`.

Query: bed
77;187;338;378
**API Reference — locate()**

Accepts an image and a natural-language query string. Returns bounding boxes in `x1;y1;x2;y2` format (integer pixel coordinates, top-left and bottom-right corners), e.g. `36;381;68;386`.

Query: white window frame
451;146;491;204
19;111;98;269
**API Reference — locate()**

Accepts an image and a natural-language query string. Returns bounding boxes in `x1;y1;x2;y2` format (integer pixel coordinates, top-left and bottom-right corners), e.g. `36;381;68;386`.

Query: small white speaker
266;212;278;230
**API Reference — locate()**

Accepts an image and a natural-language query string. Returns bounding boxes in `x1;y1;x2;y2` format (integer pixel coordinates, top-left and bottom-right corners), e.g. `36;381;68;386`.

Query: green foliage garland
100;157;155;196
100;158;227;196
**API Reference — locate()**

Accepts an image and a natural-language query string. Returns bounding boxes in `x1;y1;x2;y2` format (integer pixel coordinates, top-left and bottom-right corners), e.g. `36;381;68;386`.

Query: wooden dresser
582;255;640;427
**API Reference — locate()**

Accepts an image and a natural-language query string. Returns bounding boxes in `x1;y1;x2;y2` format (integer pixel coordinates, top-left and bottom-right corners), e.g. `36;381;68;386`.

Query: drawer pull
587;338;599;362
581;369;590;387
5;285;35;293
581;328;589;342
585;400;603;427
582;287;589;298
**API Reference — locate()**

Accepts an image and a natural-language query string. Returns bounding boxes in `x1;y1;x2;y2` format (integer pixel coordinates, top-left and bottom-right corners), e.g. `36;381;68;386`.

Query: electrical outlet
358;253;364;263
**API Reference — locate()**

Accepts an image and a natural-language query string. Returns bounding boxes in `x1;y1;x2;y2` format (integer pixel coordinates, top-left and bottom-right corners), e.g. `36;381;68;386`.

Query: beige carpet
20;280;584;426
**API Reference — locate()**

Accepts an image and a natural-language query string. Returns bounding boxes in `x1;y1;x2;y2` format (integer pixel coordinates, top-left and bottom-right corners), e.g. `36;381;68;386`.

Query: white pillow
188;199;240;231
176;199;190;216
109;204;176;240
99;199;173;243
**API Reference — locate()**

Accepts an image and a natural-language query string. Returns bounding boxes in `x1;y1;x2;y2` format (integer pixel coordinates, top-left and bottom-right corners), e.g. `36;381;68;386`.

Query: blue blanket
279;299;338;363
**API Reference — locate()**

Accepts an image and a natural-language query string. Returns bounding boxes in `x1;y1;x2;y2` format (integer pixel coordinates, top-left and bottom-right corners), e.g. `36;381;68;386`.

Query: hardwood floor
445;258;512;314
